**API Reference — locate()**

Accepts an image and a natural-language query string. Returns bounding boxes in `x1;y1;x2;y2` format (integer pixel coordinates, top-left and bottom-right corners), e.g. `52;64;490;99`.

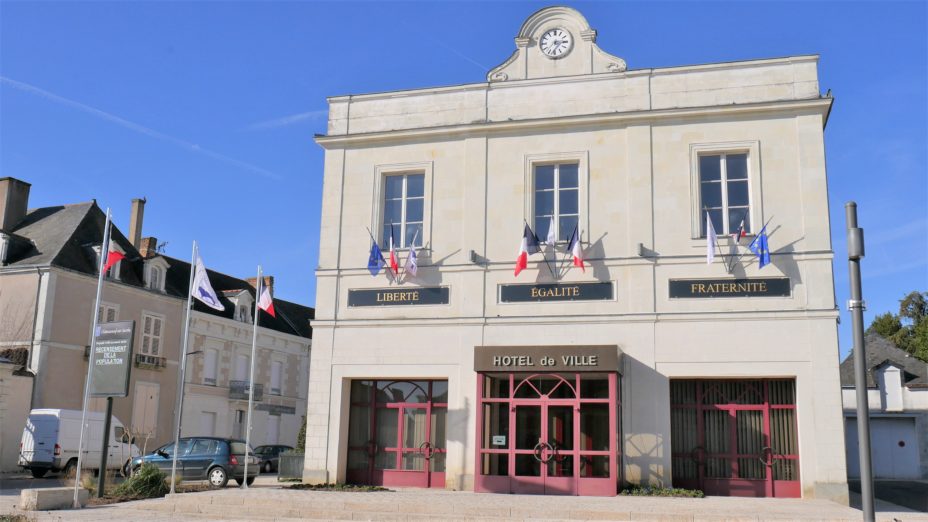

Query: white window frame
372;161;433;251
140;311;165;356
144;257;169;293
203;348;219;386
270;359;283;396
234;353;249;382
524;151;589;243
690;141;763;239
97;302;119;323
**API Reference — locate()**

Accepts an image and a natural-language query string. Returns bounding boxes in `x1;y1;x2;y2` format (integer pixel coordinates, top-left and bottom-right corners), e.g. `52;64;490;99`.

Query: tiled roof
839;333;928;387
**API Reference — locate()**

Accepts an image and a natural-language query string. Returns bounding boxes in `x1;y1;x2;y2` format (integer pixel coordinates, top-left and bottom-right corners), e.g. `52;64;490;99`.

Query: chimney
138;237;159;259
0;177;31;232
128;197;146;247
247;276;274;296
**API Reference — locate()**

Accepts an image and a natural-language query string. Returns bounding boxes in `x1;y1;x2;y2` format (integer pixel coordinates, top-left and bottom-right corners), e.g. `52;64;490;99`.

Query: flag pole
242;265;261;489
73;208;111;509
170;240;198;494
365;226;395;279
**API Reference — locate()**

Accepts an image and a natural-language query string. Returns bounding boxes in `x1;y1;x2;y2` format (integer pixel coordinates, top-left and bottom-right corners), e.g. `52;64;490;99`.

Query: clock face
540;28;572;58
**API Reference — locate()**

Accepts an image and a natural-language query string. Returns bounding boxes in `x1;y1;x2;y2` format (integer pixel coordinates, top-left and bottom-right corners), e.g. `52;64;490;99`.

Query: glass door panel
374;408;398;469
547;405;574;478
514;405;541;477
401;407;427;470
735;410;766;479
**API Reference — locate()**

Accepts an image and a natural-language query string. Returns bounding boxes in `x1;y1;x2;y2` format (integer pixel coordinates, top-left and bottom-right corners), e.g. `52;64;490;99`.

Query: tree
866;290;928;362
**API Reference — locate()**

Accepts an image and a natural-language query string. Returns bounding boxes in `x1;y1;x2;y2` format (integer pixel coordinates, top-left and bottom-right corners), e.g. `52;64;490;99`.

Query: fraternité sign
668;278;791;298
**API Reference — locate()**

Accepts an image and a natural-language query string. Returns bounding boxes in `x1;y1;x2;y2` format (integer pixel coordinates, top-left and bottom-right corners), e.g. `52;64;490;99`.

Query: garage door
845;417;920;479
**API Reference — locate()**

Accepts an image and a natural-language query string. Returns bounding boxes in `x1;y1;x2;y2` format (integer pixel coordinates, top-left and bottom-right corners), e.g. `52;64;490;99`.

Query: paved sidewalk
5;485;926;521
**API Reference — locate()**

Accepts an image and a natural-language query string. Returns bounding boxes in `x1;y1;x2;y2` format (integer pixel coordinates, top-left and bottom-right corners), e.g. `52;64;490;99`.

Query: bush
112;463;169;499
620;486;705;498
295;415;306;453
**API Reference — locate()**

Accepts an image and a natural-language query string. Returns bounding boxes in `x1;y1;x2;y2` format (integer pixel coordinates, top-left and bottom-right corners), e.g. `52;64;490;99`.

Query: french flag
514;223;541;277
567;225;585;272
389;224;399;275
731;219;747;243
102;245;125;273
257;284;276;318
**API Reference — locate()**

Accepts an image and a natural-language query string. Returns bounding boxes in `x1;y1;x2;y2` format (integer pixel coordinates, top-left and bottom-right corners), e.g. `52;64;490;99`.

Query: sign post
89;320;135;498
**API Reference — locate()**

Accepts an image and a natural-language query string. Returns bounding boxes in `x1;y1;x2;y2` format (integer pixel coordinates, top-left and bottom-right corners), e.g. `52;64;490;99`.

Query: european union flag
367;240;386;276
749;226;771;269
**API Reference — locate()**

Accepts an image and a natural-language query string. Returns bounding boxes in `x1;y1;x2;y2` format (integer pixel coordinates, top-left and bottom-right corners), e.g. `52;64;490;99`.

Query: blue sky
2;1;925;357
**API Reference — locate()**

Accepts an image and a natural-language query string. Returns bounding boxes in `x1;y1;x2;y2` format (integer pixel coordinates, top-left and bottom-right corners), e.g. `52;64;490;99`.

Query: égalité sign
90;320;135;398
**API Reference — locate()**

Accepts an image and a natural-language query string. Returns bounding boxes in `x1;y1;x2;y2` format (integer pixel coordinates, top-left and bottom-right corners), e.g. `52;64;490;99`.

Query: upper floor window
699;153;751;237
98;303;118;323
149;266;162;290
203;348;218;386
236;304;250;323
144;258;169;293
270;360;283;396
382;173;424;249
140;312;164;356
534;163;579;242
92;245;122;280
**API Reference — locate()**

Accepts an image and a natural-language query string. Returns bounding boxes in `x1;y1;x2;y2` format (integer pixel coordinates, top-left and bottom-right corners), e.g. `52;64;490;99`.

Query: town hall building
302;6;847;501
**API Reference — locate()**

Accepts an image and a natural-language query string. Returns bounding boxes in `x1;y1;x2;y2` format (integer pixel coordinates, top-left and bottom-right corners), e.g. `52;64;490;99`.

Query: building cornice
190;310;312;347
315;97;832;148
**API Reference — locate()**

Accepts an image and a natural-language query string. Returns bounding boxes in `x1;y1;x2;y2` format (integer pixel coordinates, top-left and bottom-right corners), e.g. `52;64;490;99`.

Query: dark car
128;437;259;488
253;444;293;473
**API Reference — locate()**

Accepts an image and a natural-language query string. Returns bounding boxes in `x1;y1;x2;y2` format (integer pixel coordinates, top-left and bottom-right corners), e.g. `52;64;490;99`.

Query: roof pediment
488;6;626;82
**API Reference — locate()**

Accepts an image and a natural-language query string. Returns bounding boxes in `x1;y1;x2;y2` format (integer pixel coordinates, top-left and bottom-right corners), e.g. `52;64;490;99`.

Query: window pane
559;215;578;242
559;189;578;215
406;174;424;198
707;209;723;235
405;198;423;223
729;208;750;233
535;165;555;190
381;225;393;248
534;190;554;217
384;176;403;199
153;319;161;336
726;154;748;180
727;180;749;207
559;164;579;188
404;224;422;247
383;199;402;225
699;155;721;182
535;216;552;241
701;182;722;208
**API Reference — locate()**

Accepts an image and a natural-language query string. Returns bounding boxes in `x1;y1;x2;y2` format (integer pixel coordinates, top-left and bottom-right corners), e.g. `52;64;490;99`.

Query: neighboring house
0;177;313;468
840;334;928;479
0;354;32;471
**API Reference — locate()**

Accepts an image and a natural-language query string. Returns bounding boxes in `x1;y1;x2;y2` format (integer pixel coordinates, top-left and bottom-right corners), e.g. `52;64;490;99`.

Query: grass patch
287;483;391;492
1;515;34;522
620;486;705;498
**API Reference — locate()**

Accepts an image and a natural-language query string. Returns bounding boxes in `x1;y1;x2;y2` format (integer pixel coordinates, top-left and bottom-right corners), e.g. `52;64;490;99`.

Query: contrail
244;109;328;131
0;76;280;180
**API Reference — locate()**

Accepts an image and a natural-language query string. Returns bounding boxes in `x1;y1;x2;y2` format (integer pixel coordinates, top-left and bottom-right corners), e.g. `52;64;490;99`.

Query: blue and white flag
193;252;224;310
749;225;771;269
404;231;419;277
367;240;386;276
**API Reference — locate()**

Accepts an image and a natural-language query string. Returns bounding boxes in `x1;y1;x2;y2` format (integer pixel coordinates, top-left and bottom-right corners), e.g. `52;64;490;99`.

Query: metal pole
73;208;111;508
243;266;262;488
170;241;197;494
846;201;874;522
97;397;113;498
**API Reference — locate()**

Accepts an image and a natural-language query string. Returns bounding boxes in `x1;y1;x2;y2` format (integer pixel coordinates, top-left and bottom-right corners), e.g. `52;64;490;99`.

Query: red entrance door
477;373;620;496
346;380;447;488
670;379;800;498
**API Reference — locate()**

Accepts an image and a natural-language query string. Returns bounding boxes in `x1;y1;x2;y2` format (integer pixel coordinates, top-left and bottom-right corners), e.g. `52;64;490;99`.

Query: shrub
295;415;306;453
620;486;704;498
112;463;169;499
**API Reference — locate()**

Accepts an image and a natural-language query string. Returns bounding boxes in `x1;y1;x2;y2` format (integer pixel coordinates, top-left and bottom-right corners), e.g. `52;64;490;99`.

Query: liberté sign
668;278;791;298
475;345;620;372
90;320;135;398
348;287;450;307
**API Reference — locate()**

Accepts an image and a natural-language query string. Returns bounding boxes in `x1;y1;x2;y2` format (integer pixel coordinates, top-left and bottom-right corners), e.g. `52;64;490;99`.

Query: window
98;303;118;323
93;245;122;280
140;313;164;356
149;266;162;290
534;163;579;242
234;354;249;382
203;349;218;386
270;360;283;396
382;173;424;248
236;304;250;323
699;153;751;236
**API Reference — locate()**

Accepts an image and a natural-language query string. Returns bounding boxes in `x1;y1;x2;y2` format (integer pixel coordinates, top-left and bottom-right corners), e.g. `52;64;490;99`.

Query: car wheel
63;459;77;480
207;466;228;488
263;461;272;473
31;468;48;478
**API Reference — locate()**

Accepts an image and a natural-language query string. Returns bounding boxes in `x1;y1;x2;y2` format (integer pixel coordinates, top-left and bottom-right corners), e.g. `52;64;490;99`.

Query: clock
539;28;572;58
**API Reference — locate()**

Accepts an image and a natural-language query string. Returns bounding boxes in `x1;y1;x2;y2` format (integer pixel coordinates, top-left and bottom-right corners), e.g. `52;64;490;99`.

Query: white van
18;409;140;478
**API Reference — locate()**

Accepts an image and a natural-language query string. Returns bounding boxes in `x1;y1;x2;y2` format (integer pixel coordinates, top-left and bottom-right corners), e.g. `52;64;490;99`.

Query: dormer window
144;257;170;293
92;244;122;281
236;305;250;323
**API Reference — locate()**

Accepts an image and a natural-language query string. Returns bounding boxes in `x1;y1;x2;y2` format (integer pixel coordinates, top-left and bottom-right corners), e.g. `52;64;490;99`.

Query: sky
1;1;925;357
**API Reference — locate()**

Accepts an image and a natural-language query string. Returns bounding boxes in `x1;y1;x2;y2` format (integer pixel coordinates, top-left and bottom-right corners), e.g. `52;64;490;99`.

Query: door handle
758;446;773;466
418;441;432;460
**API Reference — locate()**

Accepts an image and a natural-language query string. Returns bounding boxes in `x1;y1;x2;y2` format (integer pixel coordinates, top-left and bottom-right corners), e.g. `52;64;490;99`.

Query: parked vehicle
18;408;140;478
128;437;259;488
253;444;293;473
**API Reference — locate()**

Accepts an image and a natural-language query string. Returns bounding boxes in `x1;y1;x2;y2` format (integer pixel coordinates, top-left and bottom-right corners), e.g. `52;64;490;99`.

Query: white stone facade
304;6;846;501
